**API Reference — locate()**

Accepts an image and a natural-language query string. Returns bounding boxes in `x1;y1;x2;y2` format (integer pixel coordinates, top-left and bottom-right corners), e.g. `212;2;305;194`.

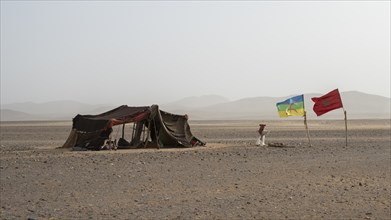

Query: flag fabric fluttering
276;95;305;118
311;89;343;116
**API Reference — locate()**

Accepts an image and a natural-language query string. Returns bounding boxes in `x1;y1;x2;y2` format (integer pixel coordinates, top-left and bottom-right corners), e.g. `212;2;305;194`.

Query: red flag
311;89;343;116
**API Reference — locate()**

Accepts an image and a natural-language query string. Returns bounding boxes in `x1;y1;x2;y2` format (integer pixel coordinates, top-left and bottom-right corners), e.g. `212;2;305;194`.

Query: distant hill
0;101;114;121
184;91;390;120
0;109;44;121
161;95;229;112
0;91;389;121
339;91;390;118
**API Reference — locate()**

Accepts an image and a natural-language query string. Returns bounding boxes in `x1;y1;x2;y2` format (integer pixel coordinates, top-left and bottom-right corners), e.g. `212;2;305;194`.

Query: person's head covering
259;124;266;127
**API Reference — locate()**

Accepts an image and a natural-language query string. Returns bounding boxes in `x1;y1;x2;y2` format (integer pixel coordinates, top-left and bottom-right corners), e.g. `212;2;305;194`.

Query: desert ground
0;119;390;219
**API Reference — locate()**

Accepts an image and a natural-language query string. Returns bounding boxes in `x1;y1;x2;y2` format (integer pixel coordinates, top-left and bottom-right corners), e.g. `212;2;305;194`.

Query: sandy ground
0;119;390;219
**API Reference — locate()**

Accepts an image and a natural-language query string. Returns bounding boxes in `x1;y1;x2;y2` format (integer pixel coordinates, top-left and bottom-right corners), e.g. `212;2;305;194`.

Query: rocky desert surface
0;119;390;219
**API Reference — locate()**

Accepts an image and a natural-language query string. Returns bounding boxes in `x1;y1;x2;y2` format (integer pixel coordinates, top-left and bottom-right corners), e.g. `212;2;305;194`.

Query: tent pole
153;119;159;149
304;111;312;147
144;120;151;148
122;124;125;139
142;122;145;142
131;123;135;140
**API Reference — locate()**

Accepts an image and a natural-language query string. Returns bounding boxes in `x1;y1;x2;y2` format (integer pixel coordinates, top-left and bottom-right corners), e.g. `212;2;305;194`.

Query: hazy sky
1;1;390;105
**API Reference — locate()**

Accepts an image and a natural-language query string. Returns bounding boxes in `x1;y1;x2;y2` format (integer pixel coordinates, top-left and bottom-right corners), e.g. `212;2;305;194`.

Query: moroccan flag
276;95;305;118
311;89;343;116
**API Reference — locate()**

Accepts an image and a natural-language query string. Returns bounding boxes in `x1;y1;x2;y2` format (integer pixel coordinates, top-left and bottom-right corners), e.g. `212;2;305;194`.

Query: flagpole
304;111;312;147
344;108;348;147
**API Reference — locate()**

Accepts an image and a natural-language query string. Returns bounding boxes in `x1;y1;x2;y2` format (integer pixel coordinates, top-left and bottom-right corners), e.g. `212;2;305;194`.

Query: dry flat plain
0;119;390;220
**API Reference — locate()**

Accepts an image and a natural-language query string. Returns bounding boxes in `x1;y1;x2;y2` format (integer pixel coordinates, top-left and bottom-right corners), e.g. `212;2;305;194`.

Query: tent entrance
116;119;160;149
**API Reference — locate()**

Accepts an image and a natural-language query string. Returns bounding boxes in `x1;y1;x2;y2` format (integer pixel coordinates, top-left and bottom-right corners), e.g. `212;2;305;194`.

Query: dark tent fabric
61;105;205;150
155;110;196;147
72;105;151;132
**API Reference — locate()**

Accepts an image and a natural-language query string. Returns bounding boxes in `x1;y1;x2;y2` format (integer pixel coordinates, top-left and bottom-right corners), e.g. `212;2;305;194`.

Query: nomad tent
61;105;205;150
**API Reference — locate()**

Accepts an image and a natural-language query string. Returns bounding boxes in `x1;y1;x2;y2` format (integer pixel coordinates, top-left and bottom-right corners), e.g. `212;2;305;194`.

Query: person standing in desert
256;124;269;146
